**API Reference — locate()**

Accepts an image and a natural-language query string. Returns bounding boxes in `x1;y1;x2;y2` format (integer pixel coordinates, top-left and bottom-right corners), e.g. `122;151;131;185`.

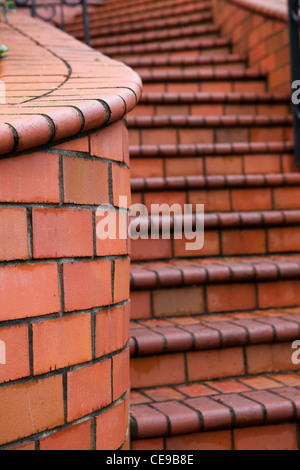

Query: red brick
144;192;187;213
166;430;232;450
114;258;130;303
63;260;112;312
206;283;256;313
0;324;30;383
189;189;231;212
131;353;186;388
186;347;245;381
0;153;59;203
95;305;125;358
141;129;177;146
131;159;164;178
165;157;204;177
112;165;131;208
40;421;92;450
246;342;299;375
32;314;92;374
0;263;60;321
123;301;130;345
273;187;300;210
153;286;204;316
90;121;125;162
130;291;151;319
132;438;164;450
244;154;281;174
7;442;36;450
174;230;220;258
268;227;300;253
63;156;109;205
216;128;248;144
179;129;213;145
131;238;172;261
96;398;128;450
234;424;298;450
67;360;111;422
113;348;130;401
205;156;243;175
231;188;272;211
258;280;300;309
144;387;185;402
96;209;128;256
222;229;266;255
0;375;64;445
53;136;89;152
0;208;28;261
234;81;265;93
32;208;93;258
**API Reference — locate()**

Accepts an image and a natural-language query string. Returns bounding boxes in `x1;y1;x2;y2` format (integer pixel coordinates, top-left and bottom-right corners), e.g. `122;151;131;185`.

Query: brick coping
0;13;142;157
225;0;288;21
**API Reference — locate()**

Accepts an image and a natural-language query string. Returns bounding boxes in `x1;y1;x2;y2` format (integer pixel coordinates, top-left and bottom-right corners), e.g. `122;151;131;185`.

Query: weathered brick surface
0;11;137;450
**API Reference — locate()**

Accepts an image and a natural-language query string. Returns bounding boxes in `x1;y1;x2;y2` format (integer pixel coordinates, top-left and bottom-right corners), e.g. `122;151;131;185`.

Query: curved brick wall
0;13;141;450
211;0;290;93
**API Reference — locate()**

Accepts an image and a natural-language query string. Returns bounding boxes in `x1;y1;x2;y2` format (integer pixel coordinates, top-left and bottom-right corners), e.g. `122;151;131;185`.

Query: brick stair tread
129;209;300;230
131;173;300;191
124;54;247;69
71;0;213;30
138;69;267;82
91;24;219;49
130;255;300;289
130;371;300;439
138;91;290;104
130;309;300;356
98;37;230;56
129;141;294;158
70;11;214;40
127;115;292;128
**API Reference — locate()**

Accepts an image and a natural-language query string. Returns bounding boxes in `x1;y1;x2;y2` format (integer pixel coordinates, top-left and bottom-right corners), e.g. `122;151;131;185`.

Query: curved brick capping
211;0;290;93
0;13;141;450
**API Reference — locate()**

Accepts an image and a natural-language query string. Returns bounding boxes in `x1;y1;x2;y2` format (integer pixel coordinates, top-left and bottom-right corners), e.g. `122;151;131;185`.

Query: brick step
125;54;247;73
140;71;267;94
98;37;231;60
130;255;300;318
130;309;300;358
91;24;219;49
131;173;300;213
130;91;290;117
130;310;300;387
129;142;295;178
130;370;300;449
68;0;212;32
70;11;214;41
127;115;293;147
129;209;300;261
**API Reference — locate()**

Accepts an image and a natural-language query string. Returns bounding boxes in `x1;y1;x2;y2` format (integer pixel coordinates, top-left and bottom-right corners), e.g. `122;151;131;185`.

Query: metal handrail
15;0;91;45
288;0;300;166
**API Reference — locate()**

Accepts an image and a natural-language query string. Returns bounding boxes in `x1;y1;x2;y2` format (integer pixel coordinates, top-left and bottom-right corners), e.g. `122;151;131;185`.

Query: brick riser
67;0;300;450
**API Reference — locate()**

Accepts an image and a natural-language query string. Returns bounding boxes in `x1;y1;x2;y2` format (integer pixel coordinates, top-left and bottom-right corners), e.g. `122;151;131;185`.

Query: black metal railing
288;0;300;166
15;0;91;45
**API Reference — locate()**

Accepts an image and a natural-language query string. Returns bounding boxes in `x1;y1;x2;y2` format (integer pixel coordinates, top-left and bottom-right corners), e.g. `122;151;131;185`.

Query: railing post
288;0;300;166
15;0;91;46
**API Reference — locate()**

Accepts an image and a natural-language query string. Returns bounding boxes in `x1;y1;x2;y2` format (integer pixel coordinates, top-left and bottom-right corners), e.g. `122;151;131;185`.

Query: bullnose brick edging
0;12;141;450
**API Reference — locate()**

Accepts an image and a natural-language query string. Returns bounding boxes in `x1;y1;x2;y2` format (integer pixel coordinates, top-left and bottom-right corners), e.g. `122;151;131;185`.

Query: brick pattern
130;309;300;357
95;0;300;450
0;12;136;448
211;0;290;92
0;14;142;156
0;121;132;450
130;370;300;447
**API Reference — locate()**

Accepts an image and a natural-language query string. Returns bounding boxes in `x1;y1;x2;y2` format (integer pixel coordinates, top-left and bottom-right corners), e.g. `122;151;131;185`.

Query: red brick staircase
67;0;300;450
